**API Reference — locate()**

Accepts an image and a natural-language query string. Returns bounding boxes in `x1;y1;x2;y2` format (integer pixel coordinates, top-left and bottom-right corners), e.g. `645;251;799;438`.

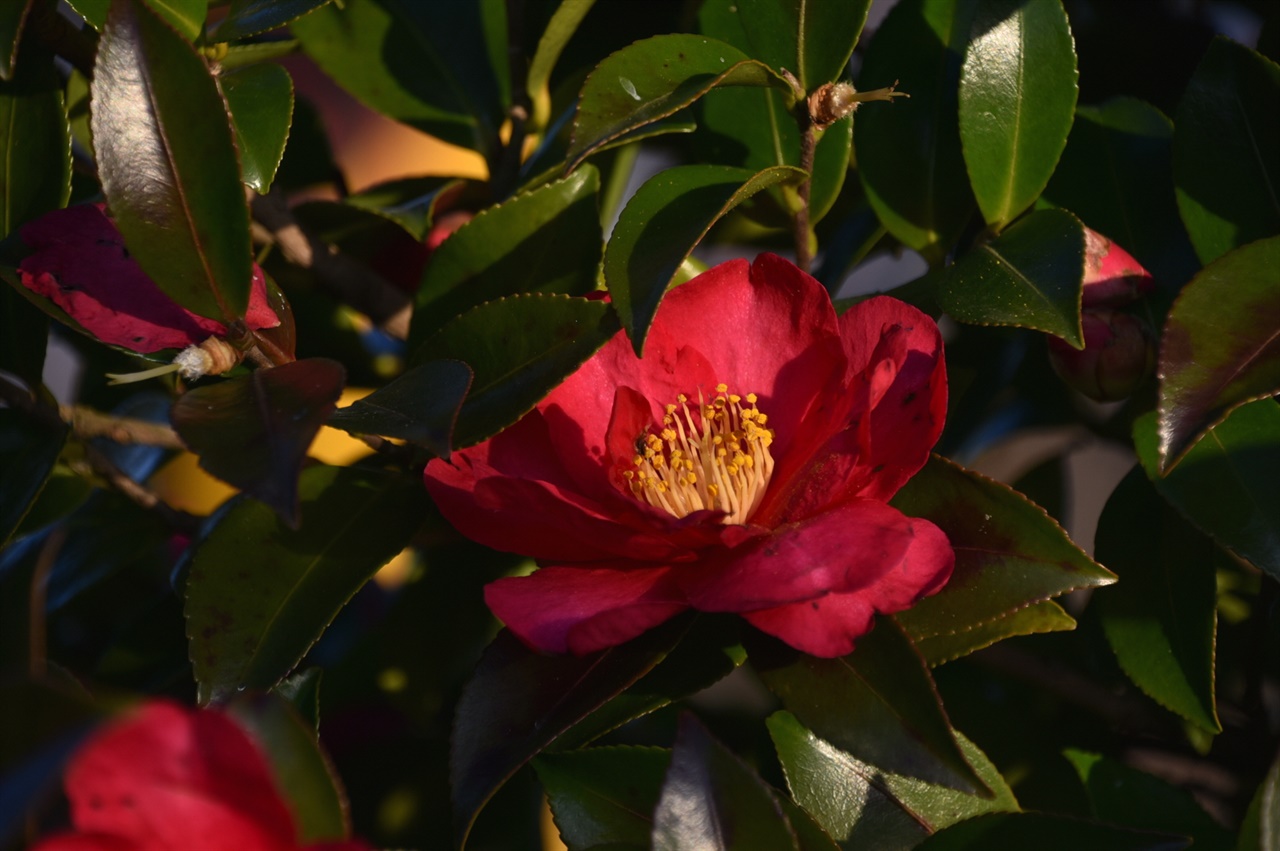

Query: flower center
624;384;776;525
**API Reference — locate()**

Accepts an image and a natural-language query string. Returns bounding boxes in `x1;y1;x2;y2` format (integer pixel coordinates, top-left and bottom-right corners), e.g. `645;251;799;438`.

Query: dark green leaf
855;0;975;257
734;0;872;91
535;746;669;851
170;359;346;527
226;692;349;843
0;407;66;547
66;0;108;29
768;711;1017;849
604;164;804;354
147;0;207;42
1156;236;1280;469
273;667;322;729
1237;746;1280;851
0;44;68;239
415;294;617;448
913;599;1076;667
958;0;1077;229
0;278;47;387
0;0;32;80
213;0;333;41
1065;750;1232;850
652;713;799;851
567;33;792;170
185;464;430;704
408;167;602;345
1094;468;1221;733
525;0;595;130
1173;37;1280;265
748;618;989;795
92;0;253;322
345;175;463;240
220;63;294;194
1136;402;1280;582
327;358;471;457
291;0;504;153
1042;98;1198;286
916;812;1190;850
892;456;1114;642
219;39;303;71
937;207;1086;346
451;619;692;846
13;464;93;539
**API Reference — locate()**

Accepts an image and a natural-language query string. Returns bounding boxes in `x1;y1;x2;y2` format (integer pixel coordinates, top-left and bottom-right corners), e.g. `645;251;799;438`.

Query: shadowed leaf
220;64;294;194
327;358;471;457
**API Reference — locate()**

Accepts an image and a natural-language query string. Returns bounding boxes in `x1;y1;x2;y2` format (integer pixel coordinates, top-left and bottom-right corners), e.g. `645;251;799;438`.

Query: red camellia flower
424;254;953;658
31;701;370;851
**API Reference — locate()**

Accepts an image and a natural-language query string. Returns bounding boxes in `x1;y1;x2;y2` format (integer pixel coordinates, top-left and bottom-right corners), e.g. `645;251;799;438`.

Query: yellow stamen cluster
623;384;776;525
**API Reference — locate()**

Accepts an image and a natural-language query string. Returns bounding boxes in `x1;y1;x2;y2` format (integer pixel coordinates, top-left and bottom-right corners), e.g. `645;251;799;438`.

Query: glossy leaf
185;464;430;704
855;0;975;257
913;599;1076;667
1094;468;1220;733
1156;236;1280;469
291;0;503;153
652;713;798;851
734;0;872;92
1135;403;1280;582
526;0;595;130
535;746;669;851
916;812;1190;851
80;0;208;42
0;407;66;547
170;359;346;527
451;619;692;846
220;63;294;194
892;455;1115;640
92;0;252;322
408;167;602;345
327;358;471;457
958;0;1077;229
937;207;1086;347
567;33;792;170
605;164;804;354
1042;98;1198;286
0;44;71;237
213;0;334;41
345;175;463;240
0;0;31;80
748;618;989;795
415;294;617;448
768;711;1017;848
225;692;349;843
1173;37;1280;265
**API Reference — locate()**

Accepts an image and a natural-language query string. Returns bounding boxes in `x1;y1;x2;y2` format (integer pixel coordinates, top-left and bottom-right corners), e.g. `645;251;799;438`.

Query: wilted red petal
484;565;687;654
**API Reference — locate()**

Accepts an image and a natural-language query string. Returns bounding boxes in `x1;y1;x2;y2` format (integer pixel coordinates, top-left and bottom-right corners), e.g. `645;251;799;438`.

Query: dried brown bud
808;80;908;129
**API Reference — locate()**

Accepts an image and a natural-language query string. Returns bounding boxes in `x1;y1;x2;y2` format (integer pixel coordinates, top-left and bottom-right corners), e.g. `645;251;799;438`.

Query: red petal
61;701;297;851
30;835;136;851
743;516;954;657
485;565;688;654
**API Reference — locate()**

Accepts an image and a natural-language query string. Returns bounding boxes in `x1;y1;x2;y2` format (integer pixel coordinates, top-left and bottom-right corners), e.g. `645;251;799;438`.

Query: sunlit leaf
213;0;334;41
734;0;873;92
0;43;70;237
913;600;1076;667
535;746;668;851
525;0;595;130
220;63;294;194
0;0;33;80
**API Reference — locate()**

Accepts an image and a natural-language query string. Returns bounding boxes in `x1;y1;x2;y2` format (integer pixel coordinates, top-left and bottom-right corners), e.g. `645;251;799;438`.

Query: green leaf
213;0;334;41
1042;98;1199;286
652;713;799;851
273;667;322;729
225;692;350;843
892;455;1114;642
1135;402;1280;582
408;167;602;345
185;464;430;704
327;358;471;457
604;164;804;355
14;464;93;538
0;407;66;547
291;0;503;153
0;0;32;80
855;0;975;256
170;359;346;527
535;746;669;851
345;175;464;240
220;63;294;194
0;281;47;388
219;39;303;71
1237;747;1280;851
937;207;1086;346
958;0;1077;229
1174;37;1280;265
1094;467;1221;733
0;45;71;238
451;619;692;847
67;0;108;29
1065;750;1232;850
415;294;617;448
525;0;595;130
913;599;1076;667
1155;236;1280;469
79;0;210;42
748;618;989;796
733;0;873;92
915;812;1190;850
768;711;1017;848
91;0;253;322
567;33;793;170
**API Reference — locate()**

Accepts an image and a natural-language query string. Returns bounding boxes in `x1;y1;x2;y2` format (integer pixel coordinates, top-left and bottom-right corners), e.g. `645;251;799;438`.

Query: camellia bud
1048;309;1155;402
1081;227;1154;308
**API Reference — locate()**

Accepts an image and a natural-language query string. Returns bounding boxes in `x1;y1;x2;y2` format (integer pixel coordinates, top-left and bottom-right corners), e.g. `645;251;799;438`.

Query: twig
59;404;186;449
781;69;814;274
28;525;67;679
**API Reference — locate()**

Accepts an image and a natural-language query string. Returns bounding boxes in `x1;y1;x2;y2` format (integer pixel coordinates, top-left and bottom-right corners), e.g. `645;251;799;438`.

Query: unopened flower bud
1081;227;1154;308
1048;309;1155;402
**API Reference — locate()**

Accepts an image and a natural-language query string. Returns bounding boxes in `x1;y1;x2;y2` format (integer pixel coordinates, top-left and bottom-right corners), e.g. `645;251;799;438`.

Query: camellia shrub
1;1;1277;849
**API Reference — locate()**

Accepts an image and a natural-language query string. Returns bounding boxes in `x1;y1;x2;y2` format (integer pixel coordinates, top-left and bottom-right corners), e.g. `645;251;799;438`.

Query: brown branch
59;404;186;450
